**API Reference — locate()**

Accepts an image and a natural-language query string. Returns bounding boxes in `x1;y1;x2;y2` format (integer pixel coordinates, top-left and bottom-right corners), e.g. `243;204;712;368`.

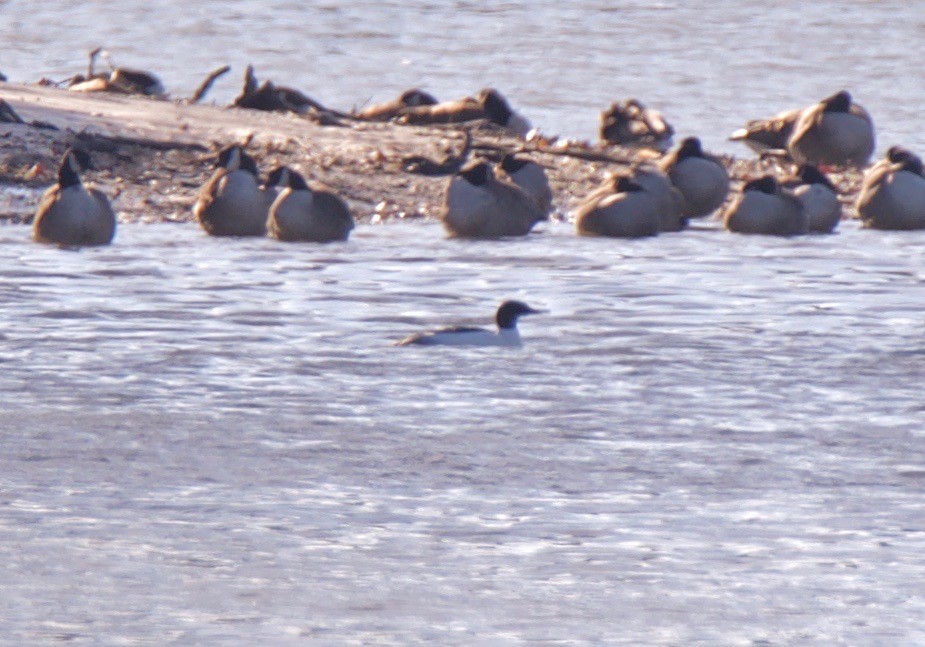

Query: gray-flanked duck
193;145;270;237
660;137;730;219
856;147;925;230
575;176;660;238
723;175;806;236
442;160;545;238
499;153;553;217
396;300;542;347
787;90;875;168
784;165;842;234
33;148;116;246
265;166;355;243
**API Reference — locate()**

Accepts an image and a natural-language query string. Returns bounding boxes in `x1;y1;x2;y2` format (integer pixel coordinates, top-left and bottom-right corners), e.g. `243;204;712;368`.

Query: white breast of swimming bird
405;326;522;347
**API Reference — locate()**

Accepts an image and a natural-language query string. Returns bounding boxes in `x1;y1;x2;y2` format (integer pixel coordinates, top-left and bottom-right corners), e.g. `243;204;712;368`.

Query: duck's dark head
899;154;925;177
458;161;493;187
216;145;258;175
675;136;704;161
500;153;531;175
743;175;778;194
58;147;93;187
400;88;438;107
822;90;852;113
478;88;513;126
797;165;836;191
612;176;643;193
268;166;309;191
496;300;542;329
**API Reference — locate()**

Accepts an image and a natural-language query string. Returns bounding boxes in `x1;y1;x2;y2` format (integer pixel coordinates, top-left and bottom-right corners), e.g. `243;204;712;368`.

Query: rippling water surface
3;1;925;644
1;221;924;644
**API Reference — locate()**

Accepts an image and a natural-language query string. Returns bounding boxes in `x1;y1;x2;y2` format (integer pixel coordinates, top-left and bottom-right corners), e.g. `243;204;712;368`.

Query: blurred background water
2;2;925;645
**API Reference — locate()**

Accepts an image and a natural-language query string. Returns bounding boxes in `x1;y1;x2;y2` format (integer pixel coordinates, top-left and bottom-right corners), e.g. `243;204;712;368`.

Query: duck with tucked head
575;176;660;238
784;165;841;234
266;166;355;242
442;160;545;238
33;148;116;247
194;145;270;237
659;137;729;219
856;147;925;230
599;99;674;150
396;300;542;347
724;175;806;236
499;153;553;217
355;88;438;121
729;107;802;155
787;90;875;168
476;88;532;137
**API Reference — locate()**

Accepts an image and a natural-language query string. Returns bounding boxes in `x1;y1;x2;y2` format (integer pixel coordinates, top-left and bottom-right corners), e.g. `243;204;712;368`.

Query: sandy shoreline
0;81;865;227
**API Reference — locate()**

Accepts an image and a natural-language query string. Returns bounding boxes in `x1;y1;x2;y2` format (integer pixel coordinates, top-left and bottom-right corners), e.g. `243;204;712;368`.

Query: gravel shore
0;81;866;227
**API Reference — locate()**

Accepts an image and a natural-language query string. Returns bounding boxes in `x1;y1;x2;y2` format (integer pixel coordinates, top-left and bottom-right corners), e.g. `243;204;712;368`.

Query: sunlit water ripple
0;220;924;644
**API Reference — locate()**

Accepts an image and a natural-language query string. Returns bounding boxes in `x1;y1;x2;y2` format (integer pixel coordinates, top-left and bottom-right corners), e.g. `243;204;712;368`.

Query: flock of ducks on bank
28;75;925;251
14;57;925;346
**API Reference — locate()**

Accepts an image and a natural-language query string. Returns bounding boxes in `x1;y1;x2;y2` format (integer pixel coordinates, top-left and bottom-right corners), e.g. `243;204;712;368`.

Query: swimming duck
266;166;355;242
856;149;925;230
784;165;842;233
599;99;674;150
193;145;270;237
787;90;875;168
33;148;116;246
575;176;660;238
729;107;802;155
442;160;545;238
355;88;439;121
396;300;542;347
723;175;806;236
659;137;729;218
499;153;553;217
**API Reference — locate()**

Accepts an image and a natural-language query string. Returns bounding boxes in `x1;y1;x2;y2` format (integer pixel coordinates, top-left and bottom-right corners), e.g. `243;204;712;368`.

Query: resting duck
355;88;438;121
599;99;674;150
499;153;552;217
627;165;687;232
266;166;354;242
856;148;925;230
729;107;802;155
398;88;532;137
193;145;270;237
33;148;116;246
396;300;542;347
784;165;842;234
660;137;730;218
442;160;544;238
723;175;806;236
575;176;660;238
787;90;875;168
67;48;164;96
